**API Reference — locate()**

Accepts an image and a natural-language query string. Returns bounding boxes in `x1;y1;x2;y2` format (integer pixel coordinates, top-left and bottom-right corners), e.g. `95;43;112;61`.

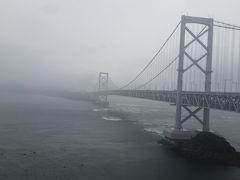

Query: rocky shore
158;132;240;167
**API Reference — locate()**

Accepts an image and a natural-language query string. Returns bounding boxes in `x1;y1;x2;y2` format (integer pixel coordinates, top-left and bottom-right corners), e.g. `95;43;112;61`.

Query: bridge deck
100;90;240;113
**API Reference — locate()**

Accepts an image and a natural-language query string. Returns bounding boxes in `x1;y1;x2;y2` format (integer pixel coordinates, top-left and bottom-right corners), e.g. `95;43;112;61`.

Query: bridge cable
214;20;240;29
135;25;208;90
136;56;179;89
214;25;240;31
108;77;119;90
237;30;240;91
230;30;235;92
214;20;240;31
119;21;181;90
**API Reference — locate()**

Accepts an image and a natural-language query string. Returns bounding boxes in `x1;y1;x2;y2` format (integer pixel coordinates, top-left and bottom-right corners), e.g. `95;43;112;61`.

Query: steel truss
101;90;240;113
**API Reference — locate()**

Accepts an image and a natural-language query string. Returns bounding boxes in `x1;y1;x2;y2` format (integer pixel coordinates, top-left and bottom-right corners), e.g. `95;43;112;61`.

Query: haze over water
1;0;240;179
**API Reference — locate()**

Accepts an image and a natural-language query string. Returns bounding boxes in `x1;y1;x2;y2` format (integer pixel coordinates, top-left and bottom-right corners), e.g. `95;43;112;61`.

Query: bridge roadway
99;90;240;113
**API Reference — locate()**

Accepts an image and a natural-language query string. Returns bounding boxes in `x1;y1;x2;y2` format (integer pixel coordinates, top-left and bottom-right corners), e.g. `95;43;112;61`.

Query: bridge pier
97;72;109;107
203;108;210;131
167;15;214;139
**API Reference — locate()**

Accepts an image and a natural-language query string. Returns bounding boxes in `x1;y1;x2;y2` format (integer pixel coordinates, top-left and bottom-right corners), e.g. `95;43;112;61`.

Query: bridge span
95;15;240;139
101;90;240;113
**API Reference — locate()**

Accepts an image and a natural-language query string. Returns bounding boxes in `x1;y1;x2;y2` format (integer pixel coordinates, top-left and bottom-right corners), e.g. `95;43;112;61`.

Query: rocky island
158;132;240;167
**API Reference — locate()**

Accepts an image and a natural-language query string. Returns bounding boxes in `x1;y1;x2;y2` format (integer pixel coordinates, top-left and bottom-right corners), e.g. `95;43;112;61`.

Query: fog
0;0;240;92
1;1;240;179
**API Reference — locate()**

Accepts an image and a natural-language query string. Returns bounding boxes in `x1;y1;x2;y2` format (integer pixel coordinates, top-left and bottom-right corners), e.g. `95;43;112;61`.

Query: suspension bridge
96;15;240;140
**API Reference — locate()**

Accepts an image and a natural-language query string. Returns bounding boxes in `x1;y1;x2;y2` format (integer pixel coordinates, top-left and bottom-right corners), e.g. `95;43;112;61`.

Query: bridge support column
174;15;214;134
98;72;109;107
175;15;186;130
203;19;214;131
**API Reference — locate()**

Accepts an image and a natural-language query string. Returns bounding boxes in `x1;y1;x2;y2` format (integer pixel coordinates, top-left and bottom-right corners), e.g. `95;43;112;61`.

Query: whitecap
116;103;156;108
102;116;122;121
144;128;163;135
93;108;110;112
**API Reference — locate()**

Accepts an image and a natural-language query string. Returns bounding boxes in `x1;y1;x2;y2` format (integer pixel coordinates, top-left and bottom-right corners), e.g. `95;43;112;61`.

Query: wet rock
183;132;236;153
159;132;240;167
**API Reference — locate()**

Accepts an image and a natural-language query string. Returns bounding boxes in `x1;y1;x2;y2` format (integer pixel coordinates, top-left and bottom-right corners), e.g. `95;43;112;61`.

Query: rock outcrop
158;132;240;167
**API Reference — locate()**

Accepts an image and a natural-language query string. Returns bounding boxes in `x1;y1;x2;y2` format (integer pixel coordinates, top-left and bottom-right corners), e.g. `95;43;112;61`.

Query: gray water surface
0;92;239;180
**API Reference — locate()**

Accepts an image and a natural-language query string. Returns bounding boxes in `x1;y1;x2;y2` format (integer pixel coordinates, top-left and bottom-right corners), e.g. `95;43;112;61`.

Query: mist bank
0;83;96;102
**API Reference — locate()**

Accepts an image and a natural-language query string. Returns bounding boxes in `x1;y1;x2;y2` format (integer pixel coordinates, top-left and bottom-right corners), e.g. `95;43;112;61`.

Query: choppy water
106;96;240;150
0;92;240;180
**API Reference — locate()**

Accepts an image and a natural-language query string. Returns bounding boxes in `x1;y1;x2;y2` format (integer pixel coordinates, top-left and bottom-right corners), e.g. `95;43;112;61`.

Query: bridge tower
174;16;214;136
98;72;109;106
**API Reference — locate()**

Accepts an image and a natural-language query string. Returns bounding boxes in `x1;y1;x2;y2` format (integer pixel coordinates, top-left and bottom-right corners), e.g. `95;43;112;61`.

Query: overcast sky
0;0;239;91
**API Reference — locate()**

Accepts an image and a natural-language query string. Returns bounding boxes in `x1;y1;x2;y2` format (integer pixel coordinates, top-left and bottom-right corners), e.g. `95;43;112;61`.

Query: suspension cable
214;20;240;29
136;25;208;90
214;24;240;31
136;55;179;89
119;21;181;89
108;77;119;89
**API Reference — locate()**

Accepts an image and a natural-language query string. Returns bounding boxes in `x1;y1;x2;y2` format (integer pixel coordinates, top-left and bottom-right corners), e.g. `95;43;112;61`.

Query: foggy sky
0;0;240;91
